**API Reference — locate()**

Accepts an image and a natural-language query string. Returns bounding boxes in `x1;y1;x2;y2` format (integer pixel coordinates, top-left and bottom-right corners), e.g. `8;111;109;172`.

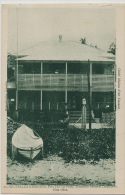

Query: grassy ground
7;156;115;186
7;118;116;186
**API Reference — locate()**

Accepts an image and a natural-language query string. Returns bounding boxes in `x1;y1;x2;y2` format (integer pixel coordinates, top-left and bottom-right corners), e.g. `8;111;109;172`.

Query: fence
101;112;115;127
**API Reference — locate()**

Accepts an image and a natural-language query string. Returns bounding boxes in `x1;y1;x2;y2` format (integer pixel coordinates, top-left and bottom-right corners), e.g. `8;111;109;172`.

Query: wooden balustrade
18;74;114;92
18;101;113;111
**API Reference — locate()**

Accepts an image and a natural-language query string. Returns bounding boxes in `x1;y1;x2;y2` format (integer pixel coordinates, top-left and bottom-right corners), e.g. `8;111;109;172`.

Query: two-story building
7;37;115;123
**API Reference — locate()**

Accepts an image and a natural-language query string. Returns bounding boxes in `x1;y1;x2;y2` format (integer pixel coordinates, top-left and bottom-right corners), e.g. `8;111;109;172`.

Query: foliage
108;42;116;55
7;118;21;157
80;38;86;44
7;118;115;162
7;53;16;81
7;53;16;68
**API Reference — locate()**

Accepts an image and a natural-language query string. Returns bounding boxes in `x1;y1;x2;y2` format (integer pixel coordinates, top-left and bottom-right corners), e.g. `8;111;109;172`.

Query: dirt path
7;156;115;186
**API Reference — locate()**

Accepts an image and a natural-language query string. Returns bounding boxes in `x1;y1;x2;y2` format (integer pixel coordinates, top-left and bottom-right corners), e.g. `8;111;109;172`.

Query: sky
7;6;116;54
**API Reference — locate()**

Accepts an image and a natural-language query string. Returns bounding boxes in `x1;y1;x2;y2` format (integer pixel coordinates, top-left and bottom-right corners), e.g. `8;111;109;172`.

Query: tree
108;42;116;55
7;53;16;81
80;38;86;45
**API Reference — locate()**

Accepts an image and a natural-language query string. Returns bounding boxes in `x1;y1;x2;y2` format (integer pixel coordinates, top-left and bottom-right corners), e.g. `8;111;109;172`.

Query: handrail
73;116;82;126
18;74;114;91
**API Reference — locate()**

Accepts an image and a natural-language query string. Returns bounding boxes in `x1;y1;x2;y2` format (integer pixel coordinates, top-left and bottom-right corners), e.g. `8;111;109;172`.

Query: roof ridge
16;39;108;56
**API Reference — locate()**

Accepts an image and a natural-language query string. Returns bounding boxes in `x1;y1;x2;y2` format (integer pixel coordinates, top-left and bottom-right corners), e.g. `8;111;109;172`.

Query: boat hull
12;124;43;160
18;148;42;160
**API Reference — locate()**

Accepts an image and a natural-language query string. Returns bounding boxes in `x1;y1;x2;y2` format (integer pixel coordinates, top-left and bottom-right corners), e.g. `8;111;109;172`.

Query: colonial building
7;37;115;123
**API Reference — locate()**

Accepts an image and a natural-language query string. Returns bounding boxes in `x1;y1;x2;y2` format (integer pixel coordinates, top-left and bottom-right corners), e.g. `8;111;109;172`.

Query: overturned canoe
12;124;43;160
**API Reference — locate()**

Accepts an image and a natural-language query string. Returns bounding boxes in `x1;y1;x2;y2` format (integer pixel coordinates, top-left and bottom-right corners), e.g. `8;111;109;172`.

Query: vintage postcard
1;3;125;194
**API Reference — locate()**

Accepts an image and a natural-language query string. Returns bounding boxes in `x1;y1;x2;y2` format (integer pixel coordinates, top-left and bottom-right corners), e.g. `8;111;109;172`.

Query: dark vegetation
7;118;115;162
108;42;116;55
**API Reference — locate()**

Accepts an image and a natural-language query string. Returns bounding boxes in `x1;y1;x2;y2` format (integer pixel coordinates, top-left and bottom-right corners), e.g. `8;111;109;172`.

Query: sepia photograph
1;3;125;194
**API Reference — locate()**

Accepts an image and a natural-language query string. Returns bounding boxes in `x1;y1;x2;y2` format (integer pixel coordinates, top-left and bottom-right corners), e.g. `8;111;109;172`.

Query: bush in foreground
7;119;115;162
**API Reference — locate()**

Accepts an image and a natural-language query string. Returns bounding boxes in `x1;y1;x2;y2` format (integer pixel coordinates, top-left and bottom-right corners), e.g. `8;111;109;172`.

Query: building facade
7;38;115;122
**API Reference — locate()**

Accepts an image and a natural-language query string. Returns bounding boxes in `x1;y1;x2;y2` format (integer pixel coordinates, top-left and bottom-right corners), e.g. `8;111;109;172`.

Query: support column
41;62;43;77
65;90;67;109
81;98;86;130
25;101;26;110
15;59;18;111
49;102;50;111
40;62;43;110
57;102;58;111
65;90;67;104
88;61;92;131
33;74;34;86
15;90;18;110
65;62;68;110
32;101;34;110
14;9;19;119
7;99;9;110
66;62;67;83
40;90;42;110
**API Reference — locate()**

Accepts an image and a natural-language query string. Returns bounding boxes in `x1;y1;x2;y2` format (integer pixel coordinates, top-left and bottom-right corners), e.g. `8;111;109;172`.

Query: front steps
68;111;89;124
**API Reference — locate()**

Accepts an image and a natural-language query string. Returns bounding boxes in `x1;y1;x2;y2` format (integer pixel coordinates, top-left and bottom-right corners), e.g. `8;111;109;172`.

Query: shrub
7;119;115;161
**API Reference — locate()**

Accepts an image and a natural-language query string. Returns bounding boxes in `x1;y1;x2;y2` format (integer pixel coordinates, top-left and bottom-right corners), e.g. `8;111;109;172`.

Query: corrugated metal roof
18;40;115;62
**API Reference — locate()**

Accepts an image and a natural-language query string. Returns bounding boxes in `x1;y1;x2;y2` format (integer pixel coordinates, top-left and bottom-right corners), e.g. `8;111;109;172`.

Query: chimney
59;35;62;42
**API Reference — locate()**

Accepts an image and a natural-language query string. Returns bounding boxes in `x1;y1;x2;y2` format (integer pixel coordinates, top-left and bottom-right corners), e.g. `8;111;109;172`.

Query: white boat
12;124;43;160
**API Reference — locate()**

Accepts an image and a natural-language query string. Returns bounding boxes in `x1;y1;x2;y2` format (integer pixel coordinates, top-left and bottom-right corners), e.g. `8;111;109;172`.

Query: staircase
68;111;89;124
